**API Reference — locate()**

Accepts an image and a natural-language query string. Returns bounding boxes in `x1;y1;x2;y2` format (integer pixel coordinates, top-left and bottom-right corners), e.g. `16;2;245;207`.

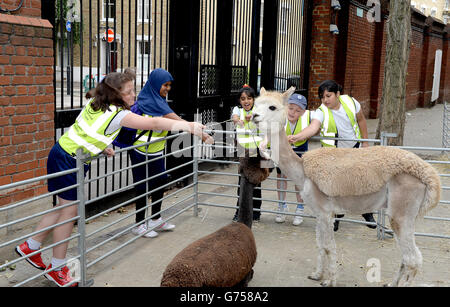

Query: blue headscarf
136;68;174;116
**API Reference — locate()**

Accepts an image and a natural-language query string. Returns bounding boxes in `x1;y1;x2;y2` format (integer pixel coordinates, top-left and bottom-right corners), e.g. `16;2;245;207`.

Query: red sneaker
44;264;78;287
15;242;46;270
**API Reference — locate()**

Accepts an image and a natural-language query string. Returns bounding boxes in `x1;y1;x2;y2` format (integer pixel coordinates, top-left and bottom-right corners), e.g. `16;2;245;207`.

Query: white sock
26;238;41;250
51;257;66;271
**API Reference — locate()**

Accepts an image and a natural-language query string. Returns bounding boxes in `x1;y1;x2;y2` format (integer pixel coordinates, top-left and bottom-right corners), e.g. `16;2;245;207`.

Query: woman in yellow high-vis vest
291;80;376;232
14;69;206;287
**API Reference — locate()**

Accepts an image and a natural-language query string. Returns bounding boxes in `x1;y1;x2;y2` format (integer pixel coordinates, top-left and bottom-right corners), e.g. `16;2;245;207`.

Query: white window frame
421;4;427;15
102;0;116;22
137;0;151;23
279;4;290;35
137;36;152;74
430;7;437;17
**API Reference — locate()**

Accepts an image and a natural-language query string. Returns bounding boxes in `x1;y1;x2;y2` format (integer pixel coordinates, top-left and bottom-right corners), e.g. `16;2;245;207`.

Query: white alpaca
252;87;441;287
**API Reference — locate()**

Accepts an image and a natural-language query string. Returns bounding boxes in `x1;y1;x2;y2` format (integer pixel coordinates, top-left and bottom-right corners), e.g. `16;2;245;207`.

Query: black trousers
129;151;167;223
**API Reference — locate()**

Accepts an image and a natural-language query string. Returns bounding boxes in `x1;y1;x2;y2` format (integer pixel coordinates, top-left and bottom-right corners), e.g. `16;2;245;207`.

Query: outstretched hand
189;122;206;138
287;134;302;144
258;137;271;160
103;148;115;157
202;133;214;144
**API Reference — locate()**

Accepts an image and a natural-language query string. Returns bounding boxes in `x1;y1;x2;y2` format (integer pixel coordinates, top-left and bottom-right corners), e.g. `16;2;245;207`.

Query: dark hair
85;68;136;112
318;80;343;99
238;84;256;100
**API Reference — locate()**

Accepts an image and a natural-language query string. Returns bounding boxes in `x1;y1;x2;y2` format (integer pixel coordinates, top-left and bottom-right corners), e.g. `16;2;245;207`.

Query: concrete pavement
1;103;449;287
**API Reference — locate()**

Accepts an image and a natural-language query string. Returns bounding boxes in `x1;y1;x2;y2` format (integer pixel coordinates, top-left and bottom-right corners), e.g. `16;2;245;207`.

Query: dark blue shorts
47;142;90;201
129;150;168;194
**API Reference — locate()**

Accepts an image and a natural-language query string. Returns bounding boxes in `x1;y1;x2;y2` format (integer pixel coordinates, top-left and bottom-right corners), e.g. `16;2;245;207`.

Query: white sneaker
132;224;158;238
148;217;176;232
275;205;286;223
293;208;304;226
275;214;286;223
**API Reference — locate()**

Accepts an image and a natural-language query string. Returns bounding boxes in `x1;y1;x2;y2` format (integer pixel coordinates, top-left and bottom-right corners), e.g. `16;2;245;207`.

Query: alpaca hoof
320;279;334;287
307;272;322;281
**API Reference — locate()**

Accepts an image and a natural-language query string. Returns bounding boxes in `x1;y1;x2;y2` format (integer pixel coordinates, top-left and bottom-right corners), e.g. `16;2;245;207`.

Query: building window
421;4;427;15
137;37;151;73
138;0;150;23
102;0;116;20
431;7;437;17
279;5;290;35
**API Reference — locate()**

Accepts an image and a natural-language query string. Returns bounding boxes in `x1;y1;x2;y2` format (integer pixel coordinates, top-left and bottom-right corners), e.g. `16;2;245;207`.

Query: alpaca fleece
160;222;257;287
302;146;440;215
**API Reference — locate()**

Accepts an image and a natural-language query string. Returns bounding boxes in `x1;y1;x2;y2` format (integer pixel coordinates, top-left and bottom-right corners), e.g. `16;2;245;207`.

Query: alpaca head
252;87;296;135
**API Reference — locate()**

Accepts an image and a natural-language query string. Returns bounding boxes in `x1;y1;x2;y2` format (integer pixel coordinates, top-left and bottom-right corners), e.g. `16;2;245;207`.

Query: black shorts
47;142;90;201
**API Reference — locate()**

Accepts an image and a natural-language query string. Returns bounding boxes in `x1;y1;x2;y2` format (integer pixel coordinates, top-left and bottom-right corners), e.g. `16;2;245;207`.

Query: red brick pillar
0;15;54;206
308;0;337;109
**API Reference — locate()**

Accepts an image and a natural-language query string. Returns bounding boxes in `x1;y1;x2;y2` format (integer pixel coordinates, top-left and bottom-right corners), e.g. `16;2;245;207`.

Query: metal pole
443;101;449;150
193;110;200;217
76;148;89;287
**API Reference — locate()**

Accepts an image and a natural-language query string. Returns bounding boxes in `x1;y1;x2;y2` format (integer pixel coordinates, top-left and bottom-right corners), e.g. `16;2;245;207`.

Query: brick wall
308;0;450;118
0;0;41;17
341;4;387;118
308;0;338;109
0;14;54;206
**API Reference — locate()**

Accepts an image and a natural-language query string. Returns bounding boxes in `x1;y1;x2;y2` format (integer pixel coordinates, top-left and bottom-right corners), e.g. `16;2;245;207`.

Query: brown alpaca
160;152;270;287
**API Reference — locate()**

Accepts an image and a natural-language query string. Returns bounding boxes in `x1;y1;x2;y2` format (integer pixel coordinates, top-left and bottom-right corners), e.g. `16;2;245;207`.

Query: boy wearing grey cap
276;93;309;226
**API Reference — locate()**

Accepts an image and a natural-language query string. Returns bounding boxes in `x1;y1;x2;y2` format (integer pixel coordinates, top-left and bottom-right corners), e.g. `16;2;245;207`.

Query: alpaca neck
268;127;305;187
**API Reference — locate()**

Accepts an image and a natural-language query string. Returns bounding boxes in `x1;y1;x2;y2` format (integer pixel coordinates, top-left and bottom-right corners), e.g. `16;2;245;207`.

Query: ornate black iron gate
52;0;308;199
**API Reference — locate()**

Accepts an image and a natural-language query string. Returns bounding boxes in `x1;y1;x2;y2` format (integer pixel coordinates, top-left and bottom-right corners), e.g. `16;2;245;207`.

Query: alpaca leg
386;177;425;287
308;213;336;286
389;217;422;287
308;222;325;282
319;213;337;287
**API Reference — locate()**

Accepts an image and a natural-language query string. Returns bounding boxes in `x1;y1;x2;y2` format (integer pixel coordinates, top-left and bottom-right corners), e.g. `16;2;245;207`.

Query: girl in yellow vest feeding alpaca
292;80;376;231
231;85;264;222
14;69;206;287
276;94;310;226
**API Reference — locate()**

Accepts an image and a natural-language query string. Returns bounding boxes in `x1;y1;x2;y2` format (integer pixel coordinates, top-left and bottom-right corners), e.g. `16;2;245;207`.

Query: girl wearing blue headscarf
129;68;212;238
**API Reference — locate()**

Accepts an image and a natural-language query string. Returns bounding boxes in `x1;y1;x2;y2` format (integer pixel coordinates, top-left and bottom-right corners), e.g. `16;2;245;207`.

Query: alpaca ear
260;87;266;95
282;86;296;100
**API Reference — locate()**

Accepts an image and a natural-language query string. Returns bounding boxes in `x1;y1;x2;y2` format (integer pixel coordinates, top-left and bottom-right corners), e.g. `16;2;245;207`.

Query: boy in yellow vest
276;94;310;225
289;80;376;231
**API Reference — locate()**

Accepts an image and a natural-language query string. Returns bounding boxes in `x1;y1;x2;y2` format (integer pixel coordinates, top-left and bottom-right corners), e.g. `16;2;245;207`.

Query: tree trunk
376;0;411;146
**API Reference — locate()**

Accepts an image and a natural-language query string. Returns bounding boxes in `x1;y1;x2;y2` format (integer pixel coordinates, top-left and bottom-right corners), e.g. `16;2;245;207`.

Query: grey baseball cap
288;93;307;110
